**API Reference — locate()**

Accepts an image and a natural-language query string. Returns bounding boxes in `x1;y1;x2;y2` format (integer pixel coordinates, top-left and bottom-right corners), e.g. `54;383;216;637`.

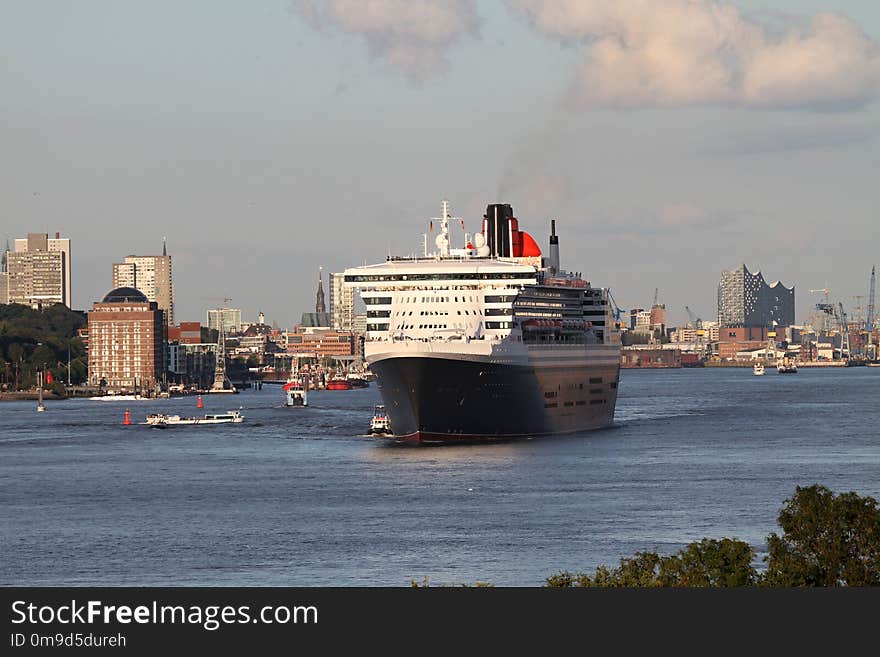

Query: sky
2;0;879;329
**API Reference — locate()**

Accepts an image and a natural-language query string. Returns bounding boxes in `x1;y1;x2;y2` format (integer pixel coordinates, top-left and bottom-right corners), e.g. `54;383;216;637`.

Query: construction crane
202;296;233;307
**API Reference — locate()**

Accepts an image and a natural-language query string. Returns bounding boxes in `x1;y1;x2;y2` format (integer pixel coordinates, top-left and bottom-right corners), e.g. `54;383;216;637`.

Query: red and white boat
325;377;353;391
283;378;308;406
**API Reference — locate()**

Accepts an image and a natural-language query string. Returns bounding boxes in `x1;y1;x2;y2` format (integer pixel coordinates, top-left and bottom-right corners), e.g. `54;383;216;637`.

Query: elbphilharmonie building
718;264;795;328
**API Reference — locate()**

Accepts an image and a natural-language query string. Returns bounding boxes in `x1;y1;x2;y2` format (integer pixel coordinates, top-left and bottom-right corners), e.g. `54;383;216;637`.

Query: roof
101;287;148;303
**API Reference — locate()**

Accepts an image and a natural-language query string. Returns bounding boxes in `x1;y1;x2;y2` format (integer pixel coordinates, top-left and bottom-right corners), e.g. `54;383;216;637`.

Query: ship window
590;399;605;405
544;391;557;398
590;388;603;394
563;402;573;407
575;401;586;406
544;402;558;408
589;377;602;384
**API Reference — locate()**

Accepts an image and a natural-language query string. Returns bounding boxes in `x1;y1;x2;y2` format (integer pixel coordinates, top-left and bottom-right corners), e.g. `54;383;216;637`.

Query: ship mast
430;199;467;258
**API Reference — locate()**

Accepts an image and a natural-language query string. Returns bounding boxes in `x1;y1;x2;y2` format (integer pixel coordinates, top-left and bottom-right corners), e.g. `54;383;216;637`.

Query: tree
763;485;880;587
546;540;757;587
658;538;756;587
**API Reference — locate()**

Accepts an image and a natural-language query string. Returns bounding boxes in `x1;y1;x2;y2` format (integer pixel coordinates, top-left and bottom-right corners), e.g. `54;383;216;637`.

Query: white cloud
294;0;480;81
509;0;880;109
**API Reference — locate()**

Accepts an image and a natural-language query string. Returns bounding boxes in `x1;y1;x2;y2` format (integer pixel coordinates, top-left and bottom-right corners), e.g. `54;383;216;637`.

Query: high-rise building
718;264;794;328
87;287;167;391
206;307;242;334
0;241;9;304
329;272;356;331
112;241;173;323
5;233;71;308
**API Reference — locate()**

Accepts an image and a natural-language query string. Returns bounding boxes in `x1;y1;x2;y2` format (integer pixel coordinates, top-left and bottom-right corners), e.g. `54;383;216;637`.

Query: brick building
87;287;167;391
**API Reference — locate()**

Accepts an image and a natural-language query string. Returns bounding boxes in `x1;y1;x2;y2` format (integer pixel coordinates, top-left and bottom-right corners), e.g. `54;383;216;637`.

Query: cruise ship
343;200;621;444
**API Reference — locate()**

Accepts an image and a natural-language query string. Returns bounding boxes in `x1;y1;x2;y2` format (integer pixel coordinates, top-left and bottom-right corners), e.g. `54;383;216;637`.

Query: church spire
315;267;326;314
162;236;167;256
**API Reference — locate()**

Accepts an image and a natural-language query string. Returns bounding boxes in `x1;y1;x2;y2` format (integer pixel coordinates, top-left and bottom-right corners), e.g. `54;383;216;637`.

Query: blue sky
2;0;878;328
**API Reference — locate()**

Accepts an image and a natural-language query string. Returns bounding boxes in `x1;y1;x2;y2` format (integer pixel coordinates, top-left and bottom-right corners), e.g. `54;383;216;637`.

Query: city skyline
2;1;879;327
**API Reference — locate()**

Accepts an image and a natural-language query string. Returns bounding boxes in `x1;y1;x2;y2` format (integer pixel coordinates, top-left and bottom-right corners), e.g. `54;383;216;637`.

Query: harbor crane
815;301;850;360
684;306;702;330
606;290;627;329
809;288;832;332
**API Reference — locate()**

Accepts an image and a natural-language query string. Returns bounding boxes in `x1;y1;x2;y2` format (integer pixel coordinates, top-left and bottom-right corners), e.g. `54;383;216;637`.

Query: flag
429;221;433;232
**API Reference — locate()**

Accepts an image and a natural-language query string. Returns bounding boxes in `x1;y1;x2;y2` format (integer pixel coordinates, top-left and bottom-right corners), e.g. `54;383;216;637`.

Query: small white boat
143;409;244;427
753;362;765;376
368;405;392;436
92;394;148;401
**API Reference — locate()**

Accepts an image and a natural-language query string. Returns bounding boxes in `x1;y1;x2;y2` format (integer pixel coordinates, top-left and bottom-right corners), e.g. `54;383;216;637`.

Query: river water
2;368;878;586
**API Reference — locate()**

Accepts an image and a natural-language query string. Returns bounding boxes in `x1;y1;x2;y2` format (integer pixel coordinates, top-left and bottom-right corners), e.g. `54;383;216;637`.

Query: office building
206;307;242;334
112;242;173;323
284;328;357;360
329;272;356;331
4;233;71;308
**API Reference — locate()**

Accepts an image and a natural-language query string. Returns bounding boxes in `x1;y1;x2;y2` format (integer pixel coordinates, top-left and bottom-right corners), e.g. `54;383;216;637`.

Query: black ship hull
370;355;619;445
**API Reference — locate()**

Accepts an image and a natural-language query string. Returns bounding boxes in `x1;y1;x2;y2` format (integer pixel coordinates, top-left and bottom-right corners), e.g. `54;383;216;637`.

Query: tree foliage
546;485;880;588
763;485;880;587
0;303;88;388
546;539;756;588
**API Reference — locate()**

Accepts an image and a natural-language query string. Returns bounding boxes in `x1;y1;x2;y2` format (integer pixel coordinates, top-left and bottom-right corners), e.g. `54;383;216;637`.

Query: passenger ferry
343;200;621;444
143;410;244;427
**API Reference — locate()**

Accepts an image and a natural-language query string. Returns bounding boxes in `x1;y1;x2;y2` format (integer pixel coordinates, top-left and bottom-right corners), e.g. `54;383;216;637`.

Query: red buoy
123;409;131;426
197;395;203;409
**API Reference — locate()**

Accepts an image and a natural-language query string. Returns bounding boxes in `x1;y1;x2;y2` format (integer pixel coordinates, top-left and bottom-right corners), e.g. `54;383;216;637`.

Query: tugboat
368;405;392;436
753;362;765;376
776;356;798;374
283;379;308;407
283;359;308;407
346;373;369;388
326;376;353;391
